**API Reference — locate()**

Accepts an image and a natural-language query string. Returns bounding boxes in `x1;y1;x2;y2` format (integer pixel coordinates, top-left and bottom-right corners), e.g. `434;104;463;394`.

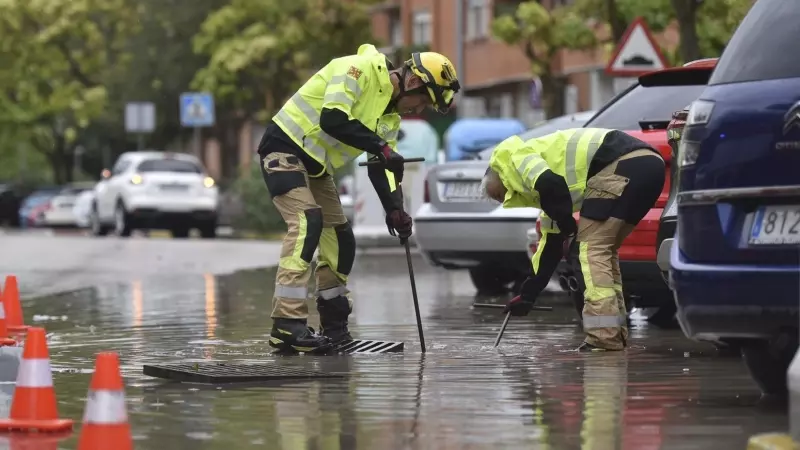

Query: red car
528;58;718;326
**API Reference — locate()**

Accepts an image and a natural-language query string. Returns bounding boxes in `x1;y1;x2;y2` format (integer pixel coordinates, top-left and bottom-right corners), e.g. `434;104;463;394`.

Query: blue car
18;187;61;228
670;0;800;395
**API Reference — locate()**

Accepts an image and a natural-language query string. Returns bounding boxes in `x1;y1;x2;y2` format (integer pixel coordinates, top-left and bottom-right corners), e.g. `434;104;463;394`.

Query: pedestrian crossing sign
180;92;215;127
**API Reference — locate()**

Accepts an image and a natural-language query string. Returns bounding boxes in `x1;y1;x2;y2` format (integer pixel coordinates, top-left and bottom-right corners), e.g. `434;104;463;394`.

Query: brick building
369;0;679;127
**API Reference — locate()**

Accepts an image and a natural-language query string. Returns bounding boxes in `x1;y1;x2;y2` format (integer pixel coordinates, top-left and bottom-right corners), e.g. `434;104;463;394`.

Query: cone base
0;418;73;433
8;325;29;333
0;338;16;347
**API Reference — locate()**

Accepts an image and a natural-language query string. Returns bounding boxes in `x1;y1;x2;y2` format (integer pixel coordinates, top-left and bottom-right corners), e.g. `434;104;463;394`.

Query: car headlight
130;174;143;185
203;177;215;188
686;99;714;126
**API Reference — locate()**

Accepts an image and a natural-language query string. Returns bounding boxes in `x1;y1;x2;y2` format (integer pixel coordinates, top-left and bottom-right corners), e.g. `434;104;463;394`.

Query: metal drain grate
143;363;345;384
333;339;404;354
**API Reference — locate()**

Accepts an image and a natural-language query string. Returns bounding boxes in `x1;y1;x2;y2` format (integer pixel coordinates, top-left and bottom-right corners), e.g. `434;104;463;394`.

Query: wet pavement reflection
9;252;788;449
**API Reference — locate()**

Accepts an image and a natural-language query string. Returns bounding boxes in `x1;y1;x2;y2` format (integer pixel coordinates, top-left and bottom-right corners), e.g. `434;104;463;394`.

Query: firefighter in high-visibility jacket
481;128;664;350
257;44;460;353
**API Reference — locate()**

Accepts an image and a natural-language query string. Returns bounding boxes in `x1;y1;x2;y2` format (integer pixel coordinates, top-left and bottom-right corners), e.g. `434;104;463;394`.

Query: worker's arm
520;214;566;301
367;154;404;213
534;170;577;236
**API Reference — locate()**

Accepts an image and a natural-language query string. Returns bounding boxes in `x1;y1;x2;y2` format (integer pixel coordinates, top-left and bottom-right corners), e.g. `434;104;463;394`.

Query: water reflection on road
7;253;786;449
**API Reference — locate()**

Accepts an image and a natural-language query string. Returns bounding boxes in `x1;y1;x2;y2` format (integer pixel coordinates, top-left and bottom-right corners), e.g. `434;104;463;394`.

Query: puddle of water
8;254;786;449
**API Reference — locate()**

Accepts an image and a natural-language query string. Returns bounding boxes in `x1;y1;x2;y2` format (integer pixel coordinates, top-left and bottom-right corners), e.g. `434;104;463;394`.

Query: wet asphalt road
0;233;789;449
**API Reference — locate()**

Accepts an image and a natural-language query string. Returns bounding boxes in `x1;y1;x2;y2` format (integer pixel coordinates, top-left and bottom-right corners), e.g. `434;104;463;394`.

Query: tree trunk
605;0;629;42
541;74;567;119
671;0;702;63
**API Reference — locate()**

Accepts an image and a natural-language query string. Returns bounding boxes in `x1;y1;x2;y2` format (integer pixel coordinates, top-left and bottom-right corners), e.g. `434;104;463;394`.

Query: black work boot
270;318;333;353
316;295;353;344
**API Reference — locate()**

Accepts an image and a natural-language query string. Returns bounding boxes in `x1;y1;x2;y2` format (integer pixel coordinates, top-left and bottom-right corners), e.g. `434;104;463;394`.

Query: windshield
585;84;708;130
137;159;202;173
709;0;799;85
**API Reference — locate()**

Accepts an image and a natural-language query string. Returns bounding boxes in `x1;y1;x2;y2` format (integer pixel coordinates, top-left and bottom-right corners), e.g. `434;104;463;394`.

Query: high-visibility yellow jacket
488;128;614;233
273;44;401;177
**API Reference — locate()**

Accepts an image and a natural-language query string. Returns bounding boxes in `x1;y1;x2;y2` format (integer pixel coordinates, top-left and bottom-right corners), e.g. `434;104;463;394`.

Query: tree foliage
0;0;140;182
492;1;596;118
192;0;380;124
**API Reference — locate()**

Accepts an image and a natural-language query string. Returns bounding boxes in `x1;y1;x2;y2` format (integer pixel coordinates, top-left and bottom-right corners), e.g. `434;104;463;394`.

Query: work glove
503;278;537;316
386;209;413;239
378;144;405;182
557;216;578;238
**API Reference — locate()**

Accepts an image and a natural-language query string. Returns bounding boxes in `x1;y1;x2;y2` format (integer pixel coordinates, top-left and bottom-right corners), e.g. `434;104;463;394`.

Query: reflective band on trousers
83;390;128;424
274;284;308;301
318;285;350;300
583;314;623;329
17;359;54;388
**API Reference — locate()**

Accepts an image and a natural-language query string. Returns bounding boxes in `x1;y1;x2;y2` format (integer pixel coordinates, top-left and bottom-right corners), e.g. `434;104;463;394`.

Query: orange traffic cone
2;276;28;333
1;433;70;449
0;327;73;433
78;352;132;450
0;297;18;347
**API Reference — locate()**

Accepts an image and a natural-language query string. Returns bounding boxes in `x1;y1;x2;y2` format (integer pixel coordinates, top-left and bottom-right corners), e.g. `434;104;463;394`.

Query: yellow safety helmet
406;52;461;114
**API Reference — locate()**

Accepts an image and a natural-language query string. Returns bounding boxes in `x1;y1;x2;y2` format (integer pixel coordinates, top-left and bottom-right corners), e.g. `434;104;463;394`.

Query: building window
412;10;432;45
389;10;403;47
467;0;490;40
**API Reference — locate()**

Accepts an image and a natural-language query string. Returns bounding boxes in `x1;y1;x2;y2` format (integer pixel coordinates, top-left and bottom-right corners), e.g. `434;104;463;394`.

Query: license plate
749;205;800;245
161;184;188;192
443;182;481;200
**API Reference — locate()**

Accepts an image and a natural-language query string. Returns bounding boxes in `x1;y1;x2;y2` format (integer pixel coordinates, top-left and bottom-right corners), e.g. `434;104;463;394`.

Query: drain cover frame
143;363;345;384
332;339;404;354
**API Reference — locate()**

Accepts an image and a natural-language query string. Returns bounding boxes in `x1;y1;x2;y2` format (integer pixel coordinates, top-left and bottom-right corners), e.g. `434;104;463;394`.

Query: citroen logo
783;102;800;135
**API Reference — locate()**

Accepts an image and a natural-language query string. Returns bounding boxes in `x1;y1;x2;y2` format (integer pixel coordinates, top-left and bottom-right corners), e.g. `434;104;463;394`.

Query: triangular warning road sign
605;17;669;77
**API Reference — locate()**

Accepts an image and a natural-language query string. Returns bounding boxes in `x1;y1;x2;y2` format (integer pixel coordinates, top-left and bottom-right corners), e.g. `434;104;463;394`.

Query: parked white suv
90;151;219;238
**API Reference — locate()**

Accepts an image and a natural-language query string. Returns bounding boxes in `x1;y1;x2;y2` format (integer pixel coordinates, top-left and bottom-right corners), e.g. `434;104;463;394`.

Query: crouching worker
481;128;664;351
257;43;461;353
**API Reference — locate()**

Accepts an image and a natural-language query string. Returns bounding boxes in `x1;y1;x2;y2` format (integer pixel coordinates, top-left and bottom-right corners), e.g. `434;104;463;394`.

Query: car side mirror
101;169;111;179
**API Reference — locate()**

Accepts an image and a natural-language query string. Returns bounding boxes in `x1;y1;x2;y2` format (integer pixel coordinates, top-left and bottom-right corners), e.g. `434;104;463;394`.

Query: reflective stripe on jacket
273;44;401;176
488;128;613;226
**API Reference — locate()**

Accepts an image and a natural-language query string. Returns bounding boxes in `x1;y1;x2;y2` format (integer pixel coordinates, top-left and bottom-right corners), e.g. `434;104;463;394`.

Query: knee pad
334;221;356;276
300;207;323;263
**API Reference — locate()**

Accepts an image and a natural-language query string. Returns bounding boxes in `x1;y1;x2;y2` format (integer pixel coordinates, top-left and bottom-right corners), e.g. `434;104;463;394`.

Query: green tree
492;1;596;118
0;0;139;183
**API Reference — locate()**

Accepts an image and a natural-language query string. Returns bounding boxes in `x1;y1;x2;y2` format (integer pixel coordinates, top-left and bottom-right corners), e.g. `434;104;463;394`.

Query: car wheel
171;227;190;239
114;202;133;237
469;266;517;295
90;206;109;237
741;334;798;396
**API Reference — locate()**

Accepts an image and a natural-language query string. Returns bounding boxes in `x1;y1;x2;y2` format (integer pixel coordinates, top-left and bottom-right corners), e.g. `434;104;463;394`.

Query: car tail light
535;219;542;239
423;179;430;203
338;184;348;195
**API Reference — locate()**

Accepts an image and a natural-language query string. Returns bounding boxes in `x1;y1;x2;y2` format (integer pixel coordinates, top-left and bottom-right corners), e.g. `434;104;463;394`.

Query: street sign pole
193;127;202;159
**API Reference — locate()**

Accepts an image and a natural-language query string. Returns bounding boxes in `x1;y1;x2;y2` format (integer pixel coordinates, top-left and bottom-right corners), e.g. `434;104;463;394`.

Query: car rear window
137;159;202;173
709;0;799;85
584;83;708;130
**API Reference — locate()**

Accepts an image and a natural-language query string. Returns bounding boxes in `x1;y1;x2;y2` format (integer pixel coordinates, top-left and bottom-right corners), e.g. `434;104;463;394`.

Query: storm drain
143;363;345;384
333;339;404;354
